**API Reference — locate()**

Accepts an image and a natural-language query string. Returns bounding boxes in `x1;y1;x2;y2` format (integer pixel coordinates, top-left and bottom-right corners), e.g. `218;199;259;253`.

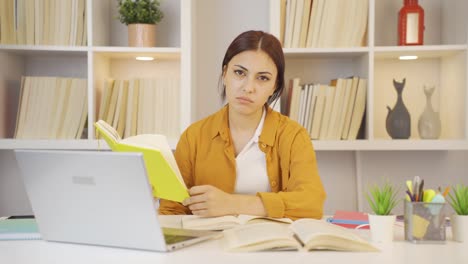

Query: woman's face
223;50;277;117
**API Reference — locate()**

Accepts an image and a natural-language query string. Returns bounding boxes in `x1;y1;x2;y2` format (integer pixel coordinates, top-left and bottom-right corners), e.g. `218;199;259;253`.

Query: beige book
223;219;379;252
124;79;137;138
335;78;353;139
182;215;293;231
34;0;43;45
310;84;327;139
279;0;287;47
43;0;51;45
0;0;16;44
81;0;87;45
304;84;317;133
283;0;296;48
298;0;312;48
57;78;83;138
75;0;85;45
16;0;27;45
307;0;325;47
291;0;304;48
116;80;129;137
50;78;71;138
75;79;88;139
325;78;345;140
318;85;335;140
352;0;368;47
130;80;140;137
297;85;307;126
98;79;115;121
105;79;120;125
24;0;35;45
14;77;30;138
288;78;302;122
341;76;359;139
347;78;367;140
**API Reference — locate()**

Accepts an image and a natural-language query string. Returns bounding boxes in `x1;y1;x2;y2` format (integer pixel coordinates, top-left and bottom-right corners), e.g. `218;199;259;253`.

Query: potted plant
447;184;468;242
365;180;400;243
117;0;164;47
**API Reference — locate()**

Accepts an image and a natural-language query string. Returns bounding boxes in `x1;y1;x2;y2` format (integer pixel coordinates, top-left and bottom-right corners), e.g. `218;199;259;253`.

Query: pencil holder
404;201;447;243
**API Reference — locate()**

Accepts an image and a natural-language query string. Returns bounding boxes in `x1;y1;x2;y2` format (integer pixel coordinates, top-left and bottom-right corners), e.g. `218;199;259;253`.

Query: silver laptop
14;150;219;252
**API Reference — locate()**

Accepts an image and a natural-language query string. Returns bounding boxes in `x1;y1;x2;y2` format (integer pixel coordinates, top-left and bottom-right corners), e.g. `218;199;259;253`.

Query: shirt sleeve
257;128;326;220
158;130;193;215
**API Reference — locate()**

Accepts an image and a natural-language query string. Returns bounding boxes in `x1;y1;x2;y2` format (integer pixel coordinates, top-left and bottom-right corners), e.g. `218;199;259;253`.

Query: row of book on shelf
98;77;181;140
280;0;368;48
281;76;367;140
0;0;87;45
13;76;181;140
15;76;88;139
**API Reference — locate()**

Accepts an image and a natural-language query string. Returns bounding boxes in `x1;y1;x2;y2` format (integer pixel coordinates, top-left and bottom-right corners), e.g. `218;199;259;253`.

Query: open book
222;219;379;252
181;215;293;231
94;120;189;202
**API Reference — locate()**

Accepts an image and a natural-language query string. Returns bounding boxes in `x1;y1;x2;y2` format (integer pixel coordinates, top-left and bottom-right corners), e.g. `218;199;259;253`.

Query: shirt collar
211;104;279;147
252;108;266;143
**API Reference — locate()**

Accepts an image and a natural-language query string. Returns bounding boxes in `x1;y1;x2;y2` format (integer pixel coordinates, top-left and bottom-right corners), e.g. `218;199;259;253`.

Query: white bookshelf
270;0;468;150
0;0;193;150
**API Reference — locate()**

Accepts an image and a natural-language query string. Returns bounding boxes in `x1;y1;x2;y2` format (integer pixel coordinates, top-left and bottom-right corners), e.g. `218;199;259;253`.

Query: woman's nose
242;77;255;93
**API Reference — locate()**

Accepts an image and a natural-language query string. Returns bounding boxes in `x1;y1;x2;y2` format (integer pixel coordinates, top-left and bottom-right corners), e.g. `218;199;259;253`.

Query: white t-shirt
234;109;270;194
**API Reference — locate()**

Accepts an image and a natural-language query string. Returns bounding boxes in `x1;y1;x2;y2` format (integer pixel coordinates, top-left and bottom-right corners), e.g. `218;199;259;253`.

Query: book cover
94;120;189;203
327;210;370;229
0;219;41;240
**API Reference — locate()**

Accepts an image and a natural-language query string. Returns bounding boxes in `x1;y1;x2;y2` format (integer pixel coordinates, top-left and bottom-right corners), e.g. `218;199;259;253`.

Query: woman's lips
236;96;254;103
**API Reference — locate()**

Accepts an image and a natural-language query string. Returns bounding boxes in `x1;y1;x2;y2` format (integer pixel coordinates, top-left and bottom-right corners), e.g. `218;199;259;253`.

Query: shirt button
261;143;266;148
271;181;277;187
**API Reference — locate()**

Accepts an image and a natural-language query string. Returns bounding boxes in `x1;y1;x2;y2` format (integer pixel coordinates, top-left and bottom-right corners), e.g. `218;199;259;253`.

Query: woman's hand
182;185;235;217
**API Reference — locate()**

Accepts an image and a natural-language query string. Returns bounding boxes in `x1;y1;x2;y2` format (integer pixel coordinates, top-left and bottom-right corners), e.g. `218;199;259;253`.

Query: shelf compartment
92;51;181;140
284;53;369;85
373;49;466;140
0;50;88;139
92;0;182;48
374;0;468;46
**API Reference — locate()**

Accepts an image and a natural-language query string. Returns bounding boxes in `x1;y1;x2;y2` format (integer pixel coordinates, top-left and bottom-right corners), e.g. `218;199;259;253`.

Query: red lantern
398;0;425;45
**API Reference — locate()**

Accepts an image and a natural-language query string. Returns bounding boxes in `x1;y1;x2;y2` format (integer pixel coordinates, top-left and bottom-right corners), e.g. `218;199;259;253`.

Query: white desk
1;216;467;264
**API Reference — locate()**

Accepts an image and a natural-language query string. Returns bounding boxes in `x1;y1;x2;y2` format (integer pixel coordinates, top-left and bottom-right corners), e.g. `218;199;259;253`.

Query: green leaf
117;0;164;25
365;180;400;215
447;184;468;215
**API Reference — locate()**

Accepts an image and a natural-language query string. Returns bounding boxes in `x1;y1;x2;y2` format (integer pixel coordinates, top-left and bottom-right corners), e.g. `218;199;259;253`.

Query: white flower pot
451;214;468;242
368;214;396;243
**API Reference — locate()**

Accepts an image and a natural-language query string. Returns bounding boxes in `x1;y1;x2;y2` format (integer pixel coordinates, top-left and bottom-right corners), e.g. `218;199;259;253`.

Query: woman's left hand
182;185;236;217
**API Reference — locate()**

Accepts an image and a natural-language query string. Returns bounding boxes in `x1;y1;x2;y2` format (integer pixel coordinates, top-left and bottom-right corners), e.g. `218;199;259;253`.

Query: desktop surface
1;215;467;264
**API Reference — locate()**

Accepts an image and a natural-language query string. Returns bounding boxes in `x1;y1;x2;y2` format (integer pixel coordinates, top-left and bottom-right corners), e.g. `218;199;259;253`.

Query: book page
223;222;300;252
290;219;378;252
182;215;241;230
237;215;293;225
96;120;120;142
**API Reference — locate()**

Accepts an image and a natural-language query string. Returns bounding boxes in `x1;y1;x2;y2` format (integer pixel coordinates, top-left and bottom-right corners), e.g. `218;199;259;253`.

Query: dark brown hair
220;30;285;106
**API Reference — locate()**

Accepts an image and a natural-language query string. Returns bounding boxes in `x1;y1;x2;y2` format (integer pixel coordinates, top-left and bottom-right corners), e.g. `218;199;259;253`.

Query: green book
0;219;41;240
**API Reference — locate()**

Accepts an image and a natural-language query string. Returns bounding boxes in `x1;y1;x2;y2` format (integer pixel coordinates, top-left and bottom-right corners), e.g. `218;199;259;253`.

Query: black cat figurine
386;78;411;139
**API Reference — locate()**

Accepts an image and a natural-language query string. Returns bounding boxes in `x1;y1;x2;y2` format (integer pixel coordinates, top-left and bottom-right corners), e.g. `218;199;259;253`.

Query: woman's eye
234;70;245;76
258;75;270;81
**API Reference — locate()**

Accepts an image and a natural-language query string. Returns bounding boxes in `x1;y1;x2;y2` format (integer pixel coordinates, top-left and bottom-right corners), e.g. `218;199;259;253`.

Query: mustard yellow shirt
159;105;326;220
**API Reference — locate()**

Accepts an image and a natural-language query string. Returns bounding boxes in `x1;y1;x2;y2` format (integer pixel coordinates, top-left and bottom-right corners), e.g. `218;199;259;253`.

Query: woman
159;30;326;220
